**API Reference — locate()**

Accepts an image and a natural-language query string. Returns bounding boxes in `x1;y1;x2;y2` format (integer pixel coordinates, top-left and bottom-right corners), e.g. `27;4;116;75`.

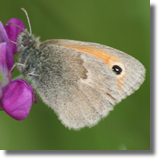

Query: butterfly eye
112;65;123;75
23;39;29;46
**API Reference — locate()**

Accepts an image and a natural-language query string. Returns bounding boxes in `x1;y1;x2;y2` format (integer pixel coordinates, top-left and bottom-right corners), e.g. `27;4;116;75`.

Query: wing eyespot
112;65;123;75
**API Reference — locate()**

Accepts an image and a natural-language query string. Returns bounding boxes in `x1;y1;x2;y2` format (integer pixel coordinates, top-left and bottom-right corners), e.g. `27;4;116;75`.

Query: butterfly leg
7;63;25;77
28;73;42;91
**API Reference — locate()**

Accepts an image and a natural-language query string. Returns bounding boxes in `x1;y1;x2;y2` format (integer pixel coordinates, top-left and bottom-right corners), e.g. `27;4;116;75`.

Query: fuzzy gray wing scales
32;43;117;130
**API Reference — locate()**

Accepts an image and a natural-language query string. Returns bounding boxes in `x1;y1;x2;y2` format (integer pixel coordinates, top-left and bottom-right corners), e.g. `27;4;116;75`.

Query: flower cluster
0;18;36;120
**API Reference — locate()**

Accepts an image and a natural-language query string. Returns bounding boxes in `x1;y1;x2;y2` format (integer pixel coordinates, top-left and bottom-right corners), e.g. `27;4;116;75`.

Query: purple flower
1;79;36;120
4;18;25;55
0;19;36;120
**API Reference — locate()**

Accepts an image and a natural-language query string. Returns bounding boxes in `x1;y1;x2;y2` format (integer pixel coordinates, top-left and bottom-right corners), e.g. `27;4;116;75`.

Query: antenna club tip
21;8;26;12
20;7;32;34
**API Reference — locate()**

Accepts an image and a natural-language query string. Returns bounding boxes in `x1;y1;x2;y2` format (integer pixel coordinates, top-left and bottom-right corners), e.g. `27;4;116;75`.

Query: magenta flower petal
0;79;36;120
4;18;25;55
0;21;14;71
16;79;37;104
0;42;10;88
26;83;37;104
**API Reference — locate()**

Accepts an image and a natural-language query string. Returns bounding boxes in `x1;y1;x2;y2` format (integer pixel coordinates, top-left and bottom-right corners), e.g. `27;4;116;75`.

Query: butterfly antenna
6;23;25;31
21;8;32;35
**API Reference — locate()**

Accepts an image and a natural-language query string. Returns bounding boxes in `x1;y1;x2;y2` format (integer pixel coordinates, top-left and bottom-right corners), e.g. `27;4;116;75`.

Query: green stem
12;75;24;81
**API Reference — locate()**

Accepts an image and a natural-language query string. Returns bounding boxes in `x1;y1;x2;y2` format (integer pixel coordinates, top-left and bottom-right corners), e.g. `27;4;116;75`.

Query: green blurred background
0;0;150;150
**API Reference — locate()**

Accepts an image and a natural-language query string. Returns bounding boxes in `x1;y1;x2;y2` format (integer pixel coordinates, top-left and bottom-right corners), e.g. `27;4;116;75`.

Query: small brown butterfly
14;8;145;130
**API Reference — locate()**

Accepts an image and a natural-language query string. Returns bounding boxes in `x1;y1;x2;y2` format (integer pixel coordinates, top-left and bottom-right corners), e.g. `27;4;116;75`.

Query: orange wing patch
63;44;120;69
61;43;124;89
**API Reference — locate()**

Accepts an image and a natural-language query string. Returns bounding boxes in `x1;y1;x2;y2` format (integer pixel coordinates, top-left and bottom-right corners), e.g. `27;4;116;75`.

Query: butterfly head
17;29;40;51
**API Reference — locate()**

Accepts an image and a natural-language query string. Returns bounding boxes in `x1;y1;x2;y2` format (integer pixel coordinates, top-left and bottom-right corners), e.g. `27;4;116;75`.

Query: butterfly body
16;29;145;130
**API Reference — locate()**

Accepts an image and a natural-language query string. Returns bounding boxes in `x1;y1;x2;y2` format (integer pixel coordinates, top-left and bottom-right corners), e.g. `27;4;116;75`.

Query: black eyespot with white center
112;65;123;75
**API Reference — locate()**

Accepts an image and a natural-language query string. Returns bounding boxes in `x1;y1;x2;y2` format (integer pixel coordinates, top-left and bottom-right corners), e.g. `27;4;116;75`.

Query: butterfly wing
34;39;145;130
